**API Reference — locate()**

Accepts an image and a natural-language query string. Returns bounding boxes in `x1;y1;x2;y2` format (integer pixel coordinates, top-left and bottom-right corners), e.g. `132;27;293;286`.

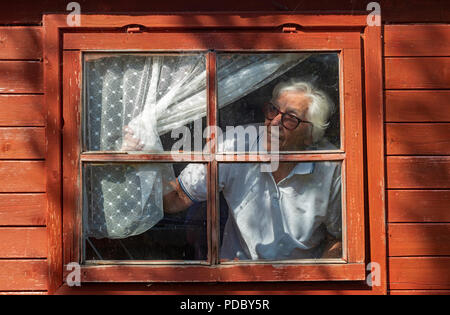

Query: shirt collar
285;162;315;180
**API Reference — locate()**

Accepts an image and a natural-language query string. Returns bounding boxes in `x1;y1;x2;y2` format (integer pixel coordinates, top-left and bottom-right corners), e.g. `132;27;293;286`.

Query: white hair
272;79;335;143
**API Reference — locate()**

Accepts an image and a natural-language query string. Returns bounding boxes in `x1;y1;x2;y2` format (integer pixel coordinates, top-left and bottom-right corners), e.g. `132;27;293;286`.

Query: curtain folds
84;53;310;239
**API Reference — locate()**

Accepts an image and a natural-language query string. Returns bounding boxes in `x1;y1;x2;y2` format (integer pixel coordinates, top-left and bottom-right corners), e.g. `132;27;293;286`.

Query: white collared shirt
178;127;342;260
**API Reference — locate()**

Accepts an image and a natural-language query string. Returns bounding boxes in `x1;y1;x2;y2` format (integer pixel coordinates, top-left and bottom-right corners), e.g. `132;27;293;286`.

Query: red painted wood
0;61;43;93
0;127;45;159
0;260;48;291
0;27;42;59
0;161;46;192
388;190;450;223
62;50;81;266
387;157;450;189
77;263;365;283
385;91;450;122
386;123;450;155
384;25;450;57
364;24;387;295
342;48;365;264
389;257;450;290
385;57;450;89
43;15;64;294
55;281;373;295
3;0;450;24
0;291;47;295
0;227;47;258
0;193;46;226
390;290;450;295
63;32;360;51
0;95;44;126
388;223;450;256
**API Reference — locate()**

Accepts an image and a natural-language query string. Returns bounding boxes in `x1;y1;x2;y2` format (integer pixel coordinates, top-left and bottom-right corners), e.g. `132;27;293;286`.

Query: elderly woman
125;79;342;260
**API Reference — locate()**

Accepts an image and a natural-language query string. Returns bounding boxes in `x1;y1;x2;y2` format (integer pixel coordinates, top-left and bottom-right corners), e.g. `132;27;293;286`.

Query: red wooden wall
0;0;449;295
384;25;450;295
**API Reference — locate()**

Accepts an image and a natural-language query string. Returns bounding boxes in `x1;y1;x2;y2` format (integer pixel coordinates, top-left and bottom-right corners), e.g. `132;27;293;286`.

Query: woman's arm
163;178;194;214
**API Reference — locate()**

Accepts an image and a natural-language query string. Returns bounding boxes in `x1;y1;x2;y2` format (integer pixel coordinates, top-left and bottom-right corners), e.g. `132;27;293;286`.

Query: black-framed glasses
263;102;312;130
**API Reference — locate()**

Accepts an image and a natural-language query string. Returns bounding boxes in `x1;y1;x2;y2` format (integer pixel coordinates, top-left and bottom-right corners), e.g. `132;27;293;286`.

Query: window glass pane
217;161;342;261
83;53;207;153
217;53;340;152
83;163;207;261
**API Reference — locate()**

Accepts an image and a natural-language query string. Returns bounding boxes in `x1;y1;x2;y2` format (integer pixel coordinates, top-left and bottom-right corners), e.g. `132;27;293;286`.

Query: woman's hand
121;126;144;151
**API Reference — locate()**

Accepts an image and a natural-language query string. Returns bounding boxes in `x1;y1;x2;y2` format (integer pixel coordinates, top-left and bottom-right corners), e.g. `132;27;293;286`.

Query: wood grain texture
388;190;450;222
0;227;47;258
388;223;450;256
364;24;387;295
0;27;42;59
0;260;47;291
0;193;46;226
0;61;43;93
77;263;365;283
0;161;46;192
2;0;450;24
385;58;450;89
386;123;450;155
389;257;450;290
0;291;46;295
384;25;450;57
385;91;450;122
387;157;450;189
0;127;45;159
43;15;63;294
63;32;360;51
0;95;44;126
390;290;450;295
54;282;379;295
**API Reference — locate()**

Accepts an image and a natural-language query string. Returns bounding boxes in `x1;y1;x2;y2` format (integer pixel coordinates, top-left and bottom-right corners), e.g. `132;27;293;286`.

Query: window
54;15;371;283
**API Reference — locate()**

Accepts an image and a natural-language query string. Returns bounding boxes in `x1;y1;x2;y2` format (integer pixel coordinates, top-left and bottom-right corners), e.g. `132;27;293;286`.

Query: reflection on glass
218;53;340;152
218;161;342;261
83;163;207;261
83;53;207;153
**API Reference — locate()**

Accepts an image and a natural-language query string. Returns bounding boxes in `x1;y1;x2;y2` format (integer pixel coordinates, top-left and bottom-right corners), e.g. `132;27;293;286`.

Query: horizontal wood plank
0;95;44;126
63;32;360;50
3;1;450;24
0;193;46;226
385;58;450;89
388;223;450;256
0;161;46;192
385;90;450;122
386;123;450;155
0;128;45;159
388;190;450;222
384;25;450;57
389;257;450;290
0;291;47;295
0;27;42;59
0;227;47;258
0;260;47;291
390;290;450;295
78;263;366;282
387;157;450;189
0;61;42;94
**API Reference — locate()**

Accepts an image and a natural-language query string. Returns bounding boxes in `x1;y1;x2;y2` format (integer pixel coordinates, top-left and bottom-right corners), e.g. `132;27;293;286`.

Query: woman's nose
271;113;283;126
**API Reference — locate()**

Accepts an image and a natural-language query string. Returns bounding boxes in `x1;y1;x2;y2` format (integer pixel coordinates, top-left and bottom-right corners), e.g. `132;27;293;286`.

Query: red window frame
43;14;386;293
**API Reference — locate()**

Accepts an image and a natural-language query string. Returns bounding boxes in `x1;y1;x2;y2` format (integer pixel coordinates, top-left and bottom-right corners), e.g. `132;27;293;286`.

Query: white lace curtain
84;53;310;239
